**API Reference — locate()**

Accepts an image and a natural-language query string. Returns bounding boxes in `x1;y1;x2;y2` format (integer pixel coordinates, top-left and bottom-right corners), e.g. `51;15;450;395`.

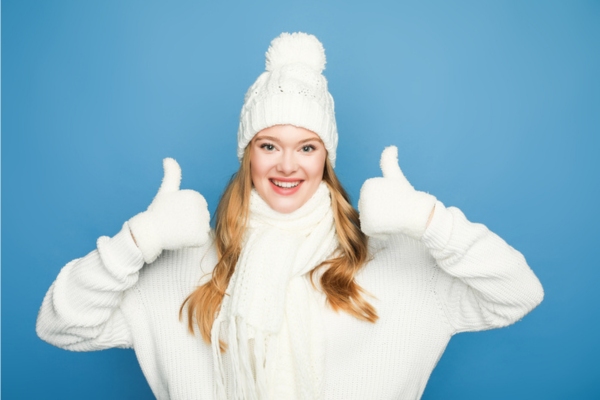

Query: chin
256;179;321;214
266;190;313;214
268;198;304;214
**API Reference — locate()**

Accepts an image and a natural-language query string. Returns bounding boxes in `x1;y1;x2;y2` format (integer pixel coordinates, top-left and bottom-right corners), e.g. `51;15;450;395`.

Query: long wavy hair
180;144;378;347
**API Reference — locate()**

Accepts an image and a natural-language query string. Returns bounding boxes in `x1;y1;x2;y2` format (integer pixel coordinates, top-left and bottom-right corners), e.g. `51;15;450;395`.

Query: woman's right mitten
128;158;211;264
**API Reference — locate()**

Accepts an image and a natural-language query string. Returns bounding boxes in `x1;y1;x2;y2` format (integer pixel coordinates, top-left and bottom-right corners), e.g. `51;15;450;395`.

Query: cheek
304;156;326;181
250;163;261;186
249;153;271;185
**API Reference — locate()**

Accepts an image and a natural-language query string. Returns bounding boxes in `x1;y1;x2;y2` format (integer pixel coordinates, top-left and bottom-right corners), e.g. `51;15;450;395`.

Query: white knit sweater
36;201;544;399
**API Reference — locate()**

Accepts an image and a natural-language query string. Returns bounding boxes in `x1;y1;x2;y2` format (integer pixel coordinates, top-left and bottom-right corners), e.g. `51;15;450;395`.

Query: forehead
254;125;322;143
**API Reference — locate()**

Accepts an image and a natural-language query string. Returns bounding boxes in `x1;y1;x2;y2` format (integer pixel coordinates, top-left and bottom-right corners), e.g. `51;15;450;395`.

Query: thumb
380;146;403;179
156;157;182;196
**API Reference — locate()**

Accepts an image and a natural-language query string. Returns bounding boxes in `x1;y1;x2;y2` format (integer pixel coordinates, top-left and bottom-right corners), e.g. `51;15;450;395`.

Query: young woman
36;32;544;400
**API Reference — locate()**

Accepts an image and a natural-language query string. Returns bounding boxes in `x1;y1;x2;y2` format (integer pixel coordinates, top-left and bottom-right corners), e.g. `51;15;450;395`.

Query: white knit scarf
211;183;338;400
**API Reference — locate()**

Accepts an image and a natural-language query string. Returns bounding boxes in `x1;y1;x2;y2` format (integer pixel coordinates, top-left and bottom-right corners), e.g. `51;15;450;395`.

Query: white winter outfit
36;182;544;399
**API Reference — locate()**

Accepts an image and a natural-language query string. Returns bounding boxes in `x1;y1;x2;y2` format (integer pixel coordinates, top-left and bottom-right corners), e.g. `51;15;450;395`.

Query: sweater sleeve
422;201;544;334
36;222;145;351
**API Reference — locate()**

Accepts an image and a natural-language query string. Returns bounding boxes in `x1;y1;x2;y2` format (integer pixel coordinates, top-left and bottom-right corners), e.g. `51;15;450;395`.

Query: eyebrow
254;135;322;145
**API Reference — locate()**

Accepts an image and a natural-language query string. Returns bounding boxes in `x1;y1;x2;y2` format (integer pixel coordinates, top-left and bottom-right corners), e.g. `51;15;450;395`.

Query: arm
359;146;544;332
36;158;211;350
423;202;544;332
36;224;143;351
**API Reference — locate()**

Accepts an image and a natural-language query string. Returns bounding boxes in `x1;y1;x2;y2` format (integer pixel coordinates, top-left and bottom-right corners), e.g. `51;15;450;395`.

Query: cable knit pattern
36;202;543;399
237;32;338;166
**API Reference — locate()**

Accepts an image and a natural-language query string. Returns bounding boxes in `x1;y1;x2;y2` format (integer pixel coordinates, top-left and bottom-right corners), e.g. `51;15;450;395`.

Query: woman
36;32;544;400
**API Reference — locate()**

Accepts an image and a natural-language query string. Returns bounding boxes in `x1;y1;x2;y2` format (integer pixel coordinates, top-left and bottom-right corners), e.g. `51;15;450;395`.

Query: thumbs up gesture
358;146;437;239
128;158;211;264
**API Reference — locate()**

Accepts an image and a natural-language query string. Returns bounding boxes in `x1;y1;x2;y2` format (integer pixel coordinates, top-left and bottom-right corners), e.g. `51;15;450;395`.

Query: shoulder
342;234;453;336
357;234;439;298
365;234;436;273
136;234;218;295
119;235;218;332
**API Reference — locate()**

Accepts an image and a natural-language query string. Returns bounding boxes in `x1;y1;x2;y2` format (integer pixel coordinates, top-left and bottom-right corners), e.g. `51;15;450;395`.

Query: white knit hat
237;32;339;166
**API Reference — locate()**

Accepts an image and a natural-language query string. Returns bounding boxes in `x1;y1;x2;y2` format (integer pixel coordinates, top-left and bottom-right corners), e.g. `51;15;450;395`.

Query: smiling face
249;125;327;214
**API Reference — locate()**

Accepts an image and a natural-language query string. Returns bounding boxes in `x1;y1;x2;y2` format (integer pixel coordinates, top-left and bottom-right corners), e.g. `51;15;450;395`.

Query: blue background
2;1;599;399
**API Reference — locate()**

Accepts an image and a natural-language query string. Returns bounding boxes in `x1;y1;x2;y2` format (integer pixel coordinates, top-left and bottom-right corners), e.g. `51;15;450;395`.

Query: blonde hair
180;145;377;346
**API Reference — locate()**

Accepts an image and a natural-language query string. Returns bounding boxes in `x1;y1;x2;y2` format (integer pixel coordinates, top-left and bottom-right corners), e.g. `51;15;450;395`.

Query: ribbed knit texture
36;203;544;400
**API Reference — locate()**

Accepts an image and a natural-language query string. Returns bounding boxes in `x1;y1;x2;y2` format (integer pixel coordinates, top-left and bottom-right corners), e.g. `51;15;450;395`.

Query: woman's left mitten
358;146;436;239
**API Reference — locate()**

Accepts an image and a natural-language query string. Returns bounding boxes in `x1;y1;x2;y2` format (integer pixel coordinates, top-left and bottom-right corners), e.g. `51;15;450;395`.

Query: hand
358;146;436;239
128;158;211;263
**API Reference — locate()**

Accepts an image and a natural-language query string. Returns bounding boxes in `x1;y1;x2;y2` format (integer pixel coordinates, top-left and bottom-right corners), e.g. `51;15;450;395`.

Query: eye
260;143;275;151
301;145;316;152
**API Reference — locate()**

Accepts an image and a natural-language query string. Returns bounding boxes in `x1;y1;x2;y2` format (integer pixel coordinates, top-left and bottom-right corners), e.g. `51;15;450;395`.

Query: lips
269;178;303;195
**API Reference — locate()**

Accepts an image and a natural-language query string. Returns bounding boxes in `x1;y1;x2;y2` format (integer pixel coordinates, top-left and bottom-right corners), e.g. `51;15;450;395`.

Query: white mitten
128;158;211;264
358;146;436;239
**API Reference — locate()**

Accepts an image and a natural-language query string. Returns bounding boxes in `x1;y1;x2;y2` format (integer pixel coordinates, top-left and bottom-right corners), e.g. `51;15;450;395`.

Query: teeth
272;179;300;188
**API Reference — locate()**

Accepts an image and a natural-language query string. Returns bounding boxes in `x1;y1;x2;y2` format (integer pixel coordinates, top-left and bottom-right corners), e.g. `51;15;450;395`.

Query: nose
276;150;298;175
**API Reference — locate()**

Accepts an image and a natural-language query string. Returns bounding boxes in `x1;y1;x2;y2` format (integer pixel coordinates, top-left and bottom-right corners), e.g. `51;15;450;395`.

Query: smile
270;179;301;188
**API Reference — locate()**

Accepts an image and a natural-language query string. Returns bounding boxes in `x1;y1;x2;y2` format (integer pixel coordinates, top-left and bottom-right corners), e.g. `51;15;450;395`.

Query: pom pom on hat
266;32;326;73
